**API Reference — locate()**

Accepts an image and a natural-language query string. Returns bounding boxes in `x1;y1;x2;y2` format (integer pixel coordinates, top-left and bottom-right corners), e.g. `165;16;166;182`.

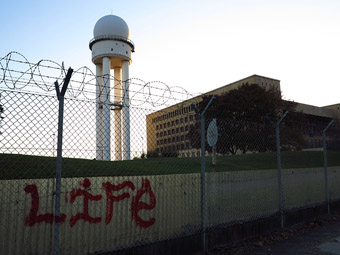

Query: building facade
146;75;340;157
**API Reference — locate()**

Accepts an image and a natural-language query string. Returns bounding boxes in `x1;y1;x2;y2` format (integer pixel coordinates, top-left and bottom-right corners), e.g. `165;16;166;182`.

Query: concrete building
146;75;340;157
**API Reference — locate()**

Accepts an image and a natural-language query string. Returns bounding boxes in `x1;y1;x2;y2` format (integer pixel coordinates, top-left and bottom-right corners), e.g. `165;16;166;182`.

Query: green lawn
1;151;340;180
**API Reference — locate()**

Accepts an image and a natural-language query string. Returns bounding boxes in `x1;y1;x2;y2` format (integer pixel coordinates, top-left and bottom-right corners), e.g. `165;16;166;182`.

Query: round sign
207;118;218;147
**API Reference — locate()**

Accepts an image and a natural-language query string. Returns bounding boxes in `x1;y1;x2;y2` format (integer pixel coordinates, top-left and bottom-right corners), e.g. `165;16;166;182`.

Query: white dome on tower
93;15;130;39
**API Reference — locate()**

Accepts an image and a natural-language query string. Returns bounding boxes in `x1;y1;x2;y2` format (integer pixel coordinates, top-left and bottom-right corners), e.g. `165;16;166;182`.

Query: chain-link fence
1;52;340;255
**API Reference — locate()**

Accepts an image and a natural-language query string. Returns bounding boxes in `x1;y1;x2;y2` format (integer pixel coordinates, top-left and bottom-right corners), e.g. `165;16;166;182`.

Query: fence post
323;119;334;214
275;111;288;229
267;111;288;229
192;96;215;254
53;68;73;255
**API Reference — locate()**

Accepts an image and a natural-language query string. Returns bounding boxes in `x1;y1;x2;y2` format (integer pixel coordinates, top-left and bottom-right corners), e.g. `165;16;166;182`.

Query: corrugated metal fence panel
3;168;340;255
206;170;279;228
0;174;202;255
282;168;326;210
329;167;340;201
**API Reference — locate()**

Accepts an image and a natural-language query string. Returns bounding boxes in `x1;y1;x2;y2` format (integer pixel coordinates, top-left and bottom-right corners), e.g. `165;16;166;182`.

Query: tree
188;83;305;155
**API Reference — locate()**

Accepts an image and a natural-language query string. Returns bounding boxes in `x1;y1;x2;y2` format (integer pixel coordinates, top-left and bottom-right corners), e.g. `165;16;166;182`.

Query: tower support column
102;57;111;161
122;60;130;160
95;64;103;160
114;67;122;160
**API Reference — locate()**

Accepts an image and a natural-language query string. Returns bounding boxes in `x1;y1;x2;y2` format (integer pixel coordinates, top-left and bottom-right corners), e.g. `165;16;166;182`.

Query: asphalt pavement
209;212;340;255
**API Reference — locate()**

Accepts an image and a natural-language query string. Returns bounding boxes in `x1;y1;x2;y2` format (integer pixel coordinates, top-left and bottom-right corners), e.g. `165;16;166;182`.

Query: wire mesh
203;118;278;229
1;52;340;254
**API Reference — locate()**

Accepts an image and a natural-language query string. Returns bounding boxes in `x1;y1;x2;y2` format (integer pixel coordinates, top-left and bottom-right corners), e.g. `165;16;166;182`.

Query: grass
1;151;340;180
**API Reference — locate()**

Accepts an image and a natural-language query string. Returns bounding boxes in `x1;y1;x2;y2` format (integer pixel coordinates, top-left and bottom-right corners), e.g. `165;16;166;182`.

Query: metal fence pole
200;114;207;252
53;68;73;255
274;111;288;229
323;119;334;214
192;96;215;254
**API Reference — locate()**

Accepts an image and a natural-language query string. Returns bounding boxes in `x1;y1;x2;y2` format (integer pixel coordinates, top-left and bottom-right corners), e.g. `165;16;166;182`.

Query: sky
1;0;340;107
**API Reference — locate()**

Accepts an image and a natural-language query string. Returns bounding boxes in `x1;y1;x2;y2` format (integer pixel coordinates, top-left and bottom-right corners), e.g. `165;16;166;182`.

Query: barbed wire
0;51;202;108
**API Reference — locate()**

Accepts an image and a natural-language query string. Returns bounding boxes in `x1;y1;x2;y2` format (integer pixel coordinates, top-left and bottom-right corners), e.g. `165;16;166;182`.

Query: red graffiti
24;184;66;226
24;178;156;228
69;178;102;227
131;178;156;228
102;180;135;225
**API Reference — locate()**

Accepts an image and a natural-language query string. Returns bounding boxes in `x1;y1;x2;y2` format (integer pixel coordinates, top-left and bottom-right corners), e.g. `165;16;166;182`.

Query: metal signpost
207;118;218;172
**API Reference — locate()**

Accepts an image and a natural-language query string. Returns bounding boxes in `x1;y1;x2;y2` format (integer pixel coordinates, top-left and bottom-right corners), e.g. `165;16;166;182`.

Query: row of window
155;147;201;157
156;125;193;138
157;134;190;145
156;115;195;130
152;105;199;123
156;142;191;152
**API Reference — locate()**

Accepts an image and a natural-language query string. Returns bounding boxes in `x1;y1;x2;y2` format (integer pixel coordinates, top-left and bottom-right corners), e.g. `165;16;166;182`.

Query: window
156;133;159;138
181;135;184;141
176;119;179;125
172;137;175;142
160;124;162;129
172;129;175;134
180;127;184;132
167;122;170;127
171;121;174;126
189;115;193;121
168;138;171;143
176;128;179;133
164;131;167;136
157;141;159;145
156;125;159;130
185;126;188;131
160;132;163;137
180;118;184;124
185;117;188;122
168;130;171;135
176;136;180;142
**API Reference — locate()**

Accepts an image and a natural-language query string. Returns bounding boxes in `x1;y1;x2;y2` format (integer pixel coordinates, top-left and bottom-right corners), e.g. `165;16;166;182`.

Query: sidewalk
210;212;340;255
